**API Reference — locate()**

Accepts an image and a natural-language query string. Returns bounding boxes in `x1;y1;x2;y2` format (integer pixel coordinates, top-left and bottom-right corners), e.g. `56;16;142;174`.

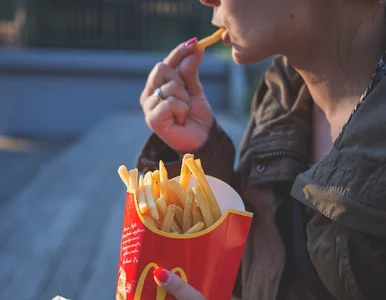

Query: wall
0;49;230;138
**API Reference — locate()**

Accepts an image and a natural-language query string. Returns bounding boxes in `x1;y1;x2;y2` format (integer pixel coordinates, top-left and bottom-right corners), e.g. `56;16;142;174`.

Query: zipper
335;50;386;148
255;150;307;163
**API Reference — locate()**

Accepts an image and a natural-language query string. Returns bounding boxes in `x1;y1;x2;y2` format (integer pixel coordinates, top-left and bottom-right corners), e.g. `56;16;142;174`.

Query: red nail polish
184;37;197;47
153;268;168;284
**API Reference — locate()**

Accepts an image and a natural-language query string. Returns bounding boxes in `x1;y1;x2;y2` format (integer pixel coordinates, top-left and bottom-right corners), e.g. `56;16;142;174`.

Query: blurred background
0;0;269;299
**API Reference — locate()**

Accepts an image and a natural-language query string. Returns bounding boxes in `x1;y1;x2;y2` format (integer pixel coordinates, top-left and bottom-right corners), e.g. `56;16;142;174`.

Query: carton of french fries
115;154;253;300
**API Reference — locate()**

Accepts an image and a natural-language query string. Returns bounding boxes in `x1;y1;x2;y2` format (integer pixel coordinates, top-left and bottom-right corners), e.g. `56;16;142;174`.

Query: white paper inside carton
173;175;245;214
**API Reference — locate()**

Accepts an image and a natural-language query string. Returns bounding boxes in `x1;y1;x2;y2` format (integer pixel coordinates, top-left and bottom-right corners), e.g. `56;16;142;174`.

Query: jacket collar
291;76;386;237
239;56;312;186
246;55;386;237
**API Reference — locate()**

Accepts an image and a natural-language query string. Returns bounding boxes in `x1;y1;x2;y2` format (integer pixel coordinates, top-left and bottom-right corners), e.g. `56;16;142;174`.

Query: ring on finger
154;87;165;103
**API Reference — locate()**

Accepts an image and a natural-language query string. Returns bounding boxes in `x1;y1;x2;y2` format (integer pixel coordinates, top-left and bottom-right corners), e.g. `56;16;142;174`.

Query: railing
20;0;214;51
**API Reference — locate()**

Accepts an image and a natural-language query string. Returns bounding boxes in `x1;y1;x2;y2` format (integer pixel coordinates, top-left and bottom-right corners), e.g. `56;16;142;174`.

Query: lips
211;22;231;46
221;29;231;46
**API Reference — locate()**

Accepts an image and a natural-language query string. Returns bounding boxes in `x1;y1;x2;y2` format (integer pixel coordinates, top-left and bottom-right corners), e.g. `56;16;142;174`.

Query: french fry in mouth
197;28;226;50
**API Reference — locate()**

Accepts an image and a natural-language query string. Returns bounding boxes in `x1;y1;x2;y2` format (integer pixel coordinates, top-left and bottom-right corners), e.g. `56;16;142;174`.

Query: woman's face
202;0;317;64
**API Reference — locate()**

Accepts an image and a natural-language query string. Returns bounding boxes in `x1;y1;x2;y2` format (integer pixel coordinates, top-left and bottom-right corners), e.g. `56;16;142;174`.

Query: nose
199;0;220;7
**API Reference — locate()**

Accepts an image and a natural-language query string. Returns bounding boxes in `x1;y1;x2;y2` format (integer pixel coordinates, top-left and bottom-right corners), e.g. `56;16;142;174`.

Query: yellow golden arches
134;263;188;300
135;262;158;299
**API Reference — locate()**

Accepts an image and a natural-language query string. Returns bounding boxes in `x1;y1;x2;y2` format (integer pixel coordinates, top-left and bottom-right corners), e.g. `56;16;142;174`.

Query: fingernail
184;37;197;47
153;268;169;284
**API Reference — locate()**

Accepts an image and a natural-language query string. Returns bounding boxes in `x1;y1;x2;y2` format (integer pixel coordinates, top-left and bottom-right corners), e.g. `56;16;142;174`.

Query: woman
138;0;386;299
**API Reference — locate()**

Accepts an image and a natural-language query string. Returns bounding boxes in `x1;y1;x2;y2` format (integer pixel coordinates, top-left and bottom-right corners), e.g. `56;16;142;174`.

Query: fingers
154;269;206;300
141;39;204;109
163;40;205;95
140;62;188;123
162;80;190;104
140;39;205;130
142;80;190;113
141;63;185;104
163;40;198;69
146;97;189;128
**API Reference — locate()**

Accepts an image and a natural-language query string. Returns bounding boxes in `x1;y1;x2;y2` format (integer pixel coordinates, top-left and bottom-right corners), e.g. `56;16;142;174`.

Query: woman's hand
140;38;214;153
153;268;206;300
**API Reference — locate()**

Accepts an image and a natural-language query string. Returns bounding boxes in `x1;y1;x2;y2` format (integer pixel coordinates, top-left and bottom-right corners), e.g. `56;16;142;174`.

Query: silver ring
154;87;164;102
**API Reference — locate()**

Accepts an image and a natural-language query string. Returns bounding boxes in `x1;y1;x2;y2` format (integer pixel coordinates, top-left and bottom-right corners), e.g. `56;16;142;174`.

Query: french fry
128;168;138;191
153;181;160;199
117;165;130;190
170;204;183;228
158;219;181;233
180;154;194;189
152;171;160;199
194;203;201;211
169;180;186;208
156;198;181;232
171;222;182;234
183;189;194;233
143;215;158;229
155;198;168;220
192;185;214;228
185;222;205;234
195;159;202;170
138;175;149;214
192;206;203;225
161;205;175;232
155;219;163;229
159;160;168;200
185;158;222;221
197;28;226;50
144;171;159;220
118;153;224;235
166;185;178;205
152;170;160;181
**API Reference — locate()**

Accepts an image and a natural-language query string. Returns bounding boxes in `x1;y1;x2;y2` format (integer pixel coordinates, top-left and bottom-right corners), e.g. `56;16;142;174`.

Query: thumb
179;49;204;95
153;269;206;300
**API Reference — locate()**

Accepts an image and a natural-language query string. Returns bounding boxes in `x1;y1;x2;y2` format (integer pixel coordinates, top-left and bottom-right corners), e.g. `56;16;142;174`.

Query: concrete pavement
0;111;249;300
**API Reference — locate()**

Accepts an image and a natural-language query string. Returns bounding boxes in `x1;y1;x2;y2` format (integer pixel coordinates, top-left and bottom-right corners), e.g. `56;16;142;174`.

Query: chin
232;47;270;65
232;51;252;65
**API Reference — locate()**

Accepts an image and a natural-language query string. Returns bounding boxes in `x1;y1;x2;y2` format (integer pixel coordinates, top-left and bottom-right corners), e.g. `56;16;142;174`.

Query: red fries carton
115;175;253;300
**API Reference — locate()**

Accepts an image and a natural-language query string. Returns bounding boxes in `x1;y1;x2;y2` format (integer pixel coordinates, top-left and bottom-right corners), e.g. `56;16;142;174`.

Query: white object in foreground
187;175;245;214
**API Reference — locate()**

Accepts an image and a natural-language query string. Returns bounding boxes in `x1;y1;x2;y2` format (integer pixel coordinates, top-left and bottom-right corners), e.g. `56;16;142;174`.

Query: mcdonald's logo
134;262;188;300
